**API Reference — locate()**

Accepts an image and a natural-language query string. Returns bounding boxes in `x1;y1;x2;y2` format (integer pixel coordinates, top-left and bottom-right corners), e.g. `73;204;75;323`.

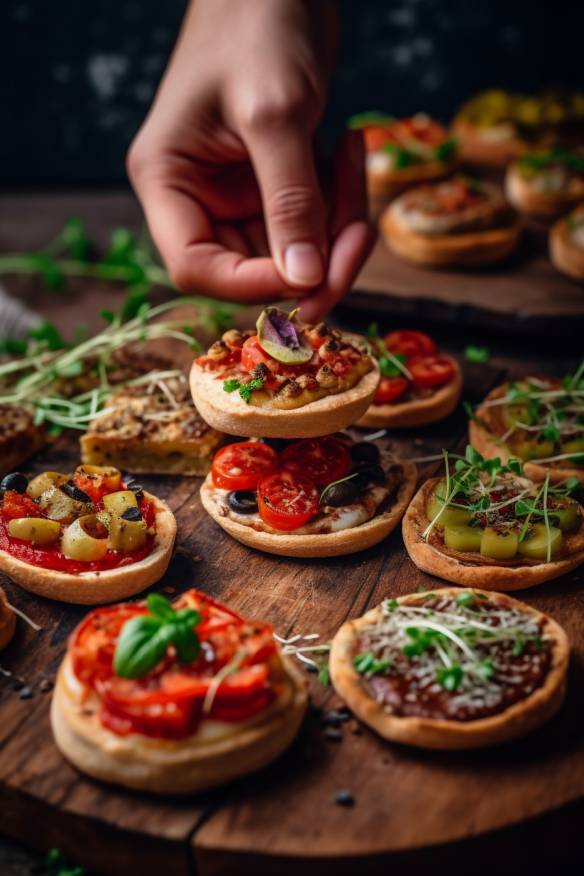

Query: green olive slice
109;515;148;552
38;485;93;523
27;472;69;500
8;517;61;546
480;527;519;560
102;490;138;517
518;523;563;560
444;524;483;553
61;515;109;562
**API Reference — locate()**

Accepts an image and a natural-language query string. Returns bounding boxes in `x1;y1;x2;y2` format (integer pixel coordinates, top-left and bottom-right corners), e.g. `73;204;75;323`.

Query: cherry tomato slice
362;125;398;153
409;355;455;389
241;336;276;374
384;330;437;358
257;471;320;531
211;441;278;491
280;437;352;487
373;376;409;404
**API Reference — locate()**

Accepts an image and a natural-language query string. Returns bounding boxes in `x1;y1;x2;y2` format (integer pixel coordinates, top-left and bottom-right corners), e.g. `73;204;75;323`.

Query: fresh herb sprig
367;322;412;380
223;376;265;403
114;593;201;679
46;848;85;876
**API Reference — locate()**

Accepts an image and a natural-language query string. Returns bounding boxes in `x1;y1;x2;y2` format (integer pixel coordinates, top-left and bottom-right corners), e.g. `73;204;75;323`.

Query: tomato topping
1;490;41;520
74;468;121;503
280;437;352;487
257;471;320;531
409;355;455;389
69;590;278;740
384;330;437;358
211;441;278;491
374;376;409;404
241;336;277;374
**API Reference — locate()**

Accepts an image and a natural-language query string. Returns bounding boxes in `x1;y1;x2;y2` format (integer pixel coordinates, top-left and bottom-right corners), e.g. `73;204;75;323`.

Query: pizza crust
367;157;455;200
0;587;16;651
402;478;584;590
505;166;584;220
189;360;380;439
330;587;569;749
357;357;462;429
451;118;527;168
200;460;417;558
380;205;522;268
549;215;584;281
51;654;307;793
0;493;177;605
469;388;584;485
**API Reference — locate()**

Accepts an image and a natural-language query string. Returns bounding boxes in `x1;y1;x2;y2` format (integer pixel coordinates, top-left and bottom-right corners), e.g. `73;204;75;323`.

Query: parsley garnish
223;376;265;403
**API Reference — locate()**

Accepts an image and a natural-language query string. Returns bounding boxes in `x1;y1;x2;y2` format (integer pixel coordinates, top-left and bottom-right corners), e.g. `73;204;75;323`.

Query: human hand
127;0;374;320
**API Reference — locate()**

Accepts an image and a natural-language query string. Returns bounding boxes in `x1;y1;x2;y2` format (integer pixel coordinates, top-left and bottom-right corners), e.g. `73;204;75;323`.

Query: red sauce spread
0;488;156;574
354;594;551;722
69;590;279;739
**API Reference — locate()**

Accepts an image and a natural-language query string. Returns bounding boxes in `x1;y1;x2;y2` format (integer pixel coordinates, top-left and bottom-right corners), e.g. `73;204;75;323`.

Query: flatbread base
549;217;584;281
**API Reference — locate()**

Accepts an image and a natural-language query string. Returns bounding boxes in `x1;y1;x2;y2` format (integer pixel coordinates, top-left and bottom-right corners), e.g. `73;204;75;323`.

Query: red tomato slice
363;125;397;152
1;491;43;520
74;468;121;503
280;437;352;486
257;471;320;531
409;355;455;389
211;441;278;491
241;336;276;373
384;330;437;358
374;376;409;404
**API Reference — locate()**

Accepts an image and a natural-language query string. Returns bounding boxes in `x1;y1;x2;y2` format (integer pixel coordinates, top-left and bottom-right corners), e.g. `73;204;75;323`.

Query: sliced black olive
321;476;360;508
228;490;259;514
122;506;143;522
351;462;386;485
61;481;92;503
0;472;28;494
349;442;380;464
125;480;144;499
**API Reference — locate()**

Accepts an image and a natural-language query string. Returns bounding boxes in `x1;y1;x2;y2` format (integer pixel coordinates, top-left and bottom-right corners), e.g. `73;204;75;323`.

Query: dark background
2;0;584;188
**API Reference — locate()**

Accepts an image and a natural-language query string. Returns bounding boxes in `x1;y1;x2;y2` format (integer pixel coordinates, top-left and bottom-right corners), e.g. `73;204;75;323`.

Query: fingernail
284;243;324;287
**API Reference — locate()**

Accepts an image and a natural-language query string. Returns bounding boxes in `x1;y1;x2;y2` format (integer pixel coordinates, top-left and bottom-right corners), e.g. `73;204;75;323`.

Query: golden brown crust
380;206;522;268
451;118;527;168
0;587;16;651
330;587;569;749
200;460;417;558
470;385;584;485
0;405;46;478
505;166;584;220
402;478;584;590
357;358;462;429
0;493;177;605
51;654;307;793
367;158;456;200
549;214;584;280
190;360;380;439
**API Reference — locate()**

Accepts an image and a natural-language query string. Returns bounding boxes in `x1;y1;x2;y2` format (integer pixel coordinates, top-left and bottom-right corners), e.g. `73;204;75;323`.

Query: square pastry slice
0;404;46;477
80;376;222;476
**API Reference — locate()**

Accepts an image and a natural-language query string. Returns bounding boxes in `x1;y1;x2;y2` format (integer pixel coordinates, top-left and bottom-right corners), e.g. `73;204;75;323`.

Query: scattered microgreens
464;344;490;364
0;290;229;433
318;662;331;687
518;146;584;175
46;848;85;876
353;651;393;676
436;664;463;691
367;322;412;380
223;375;265;403
434;137;457;163
347;110;395;129
114;593;201;679
383;142;416;169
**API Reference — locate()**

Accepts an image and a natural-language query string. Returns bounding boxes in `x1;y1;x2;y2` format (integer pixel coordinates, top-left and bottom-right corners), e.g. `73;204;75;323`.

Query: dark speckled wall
1;0;583;186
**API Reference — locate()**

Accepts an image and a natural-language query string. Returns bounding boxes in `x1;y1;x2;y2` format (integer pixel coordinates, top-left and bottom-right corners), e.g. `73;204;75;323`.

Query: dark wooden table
1;192;583;876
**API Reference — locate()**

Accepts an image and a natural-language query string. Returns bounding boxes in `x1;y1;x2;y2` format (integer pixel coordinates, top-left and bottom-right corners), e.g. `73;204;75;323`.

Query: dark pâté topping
354;592;551;722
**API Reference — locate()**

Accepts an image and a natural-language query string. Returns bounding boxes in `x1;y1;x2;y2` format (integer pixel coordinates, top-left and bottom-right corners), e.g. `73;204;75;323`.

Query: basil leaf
147;592;176;621
114;616;170;679
173;622;201;664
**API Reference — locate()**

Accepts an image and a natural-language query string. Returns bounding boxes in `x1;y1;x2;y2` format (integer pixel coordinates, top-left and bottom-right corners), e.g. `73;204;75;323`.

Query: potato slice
480;527;519;559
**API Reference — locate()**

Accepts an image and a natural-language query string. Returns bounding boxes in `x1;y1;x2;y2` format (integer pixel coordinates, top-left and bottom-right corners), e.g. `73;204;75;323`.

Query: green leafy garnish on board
348;110;394;129
114;593;201;679
46;848;85;876
464;344;491;364
223;376;265;403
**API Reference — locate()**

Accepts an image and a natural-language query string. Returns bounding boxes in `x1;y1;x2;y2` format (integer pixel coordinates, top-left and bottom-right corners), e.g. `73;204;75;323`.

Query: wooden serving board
350;231;584;341
1;360;584;875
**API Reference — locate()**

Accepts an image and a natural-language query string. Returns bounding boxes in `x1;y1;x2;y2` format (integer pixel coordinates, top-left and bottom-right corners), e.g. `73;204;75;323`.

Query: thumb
245;124;327;289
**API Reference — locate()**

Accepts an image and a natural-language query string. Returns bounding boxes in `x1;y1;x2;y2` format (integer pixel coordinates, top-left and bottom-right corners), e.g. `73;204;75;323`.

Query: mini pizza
452;89;584;169
51;589;307;793
330;587;569;749
506;148;584;219
349;111;457;200
550;203;584;280
0;465;176;604
403;447;584;591
0;586;16;651
200;436;417;557
381;176;521;268
469;365;584;484
357;328;462;429
0;404;46;478
190;308;379;438
81;374;222;476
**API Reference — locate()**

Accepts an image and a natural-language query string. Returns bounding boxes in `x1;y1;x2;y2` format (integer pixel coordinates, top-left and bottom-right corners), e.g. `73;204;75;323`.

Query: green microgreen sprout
223;375;265;403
